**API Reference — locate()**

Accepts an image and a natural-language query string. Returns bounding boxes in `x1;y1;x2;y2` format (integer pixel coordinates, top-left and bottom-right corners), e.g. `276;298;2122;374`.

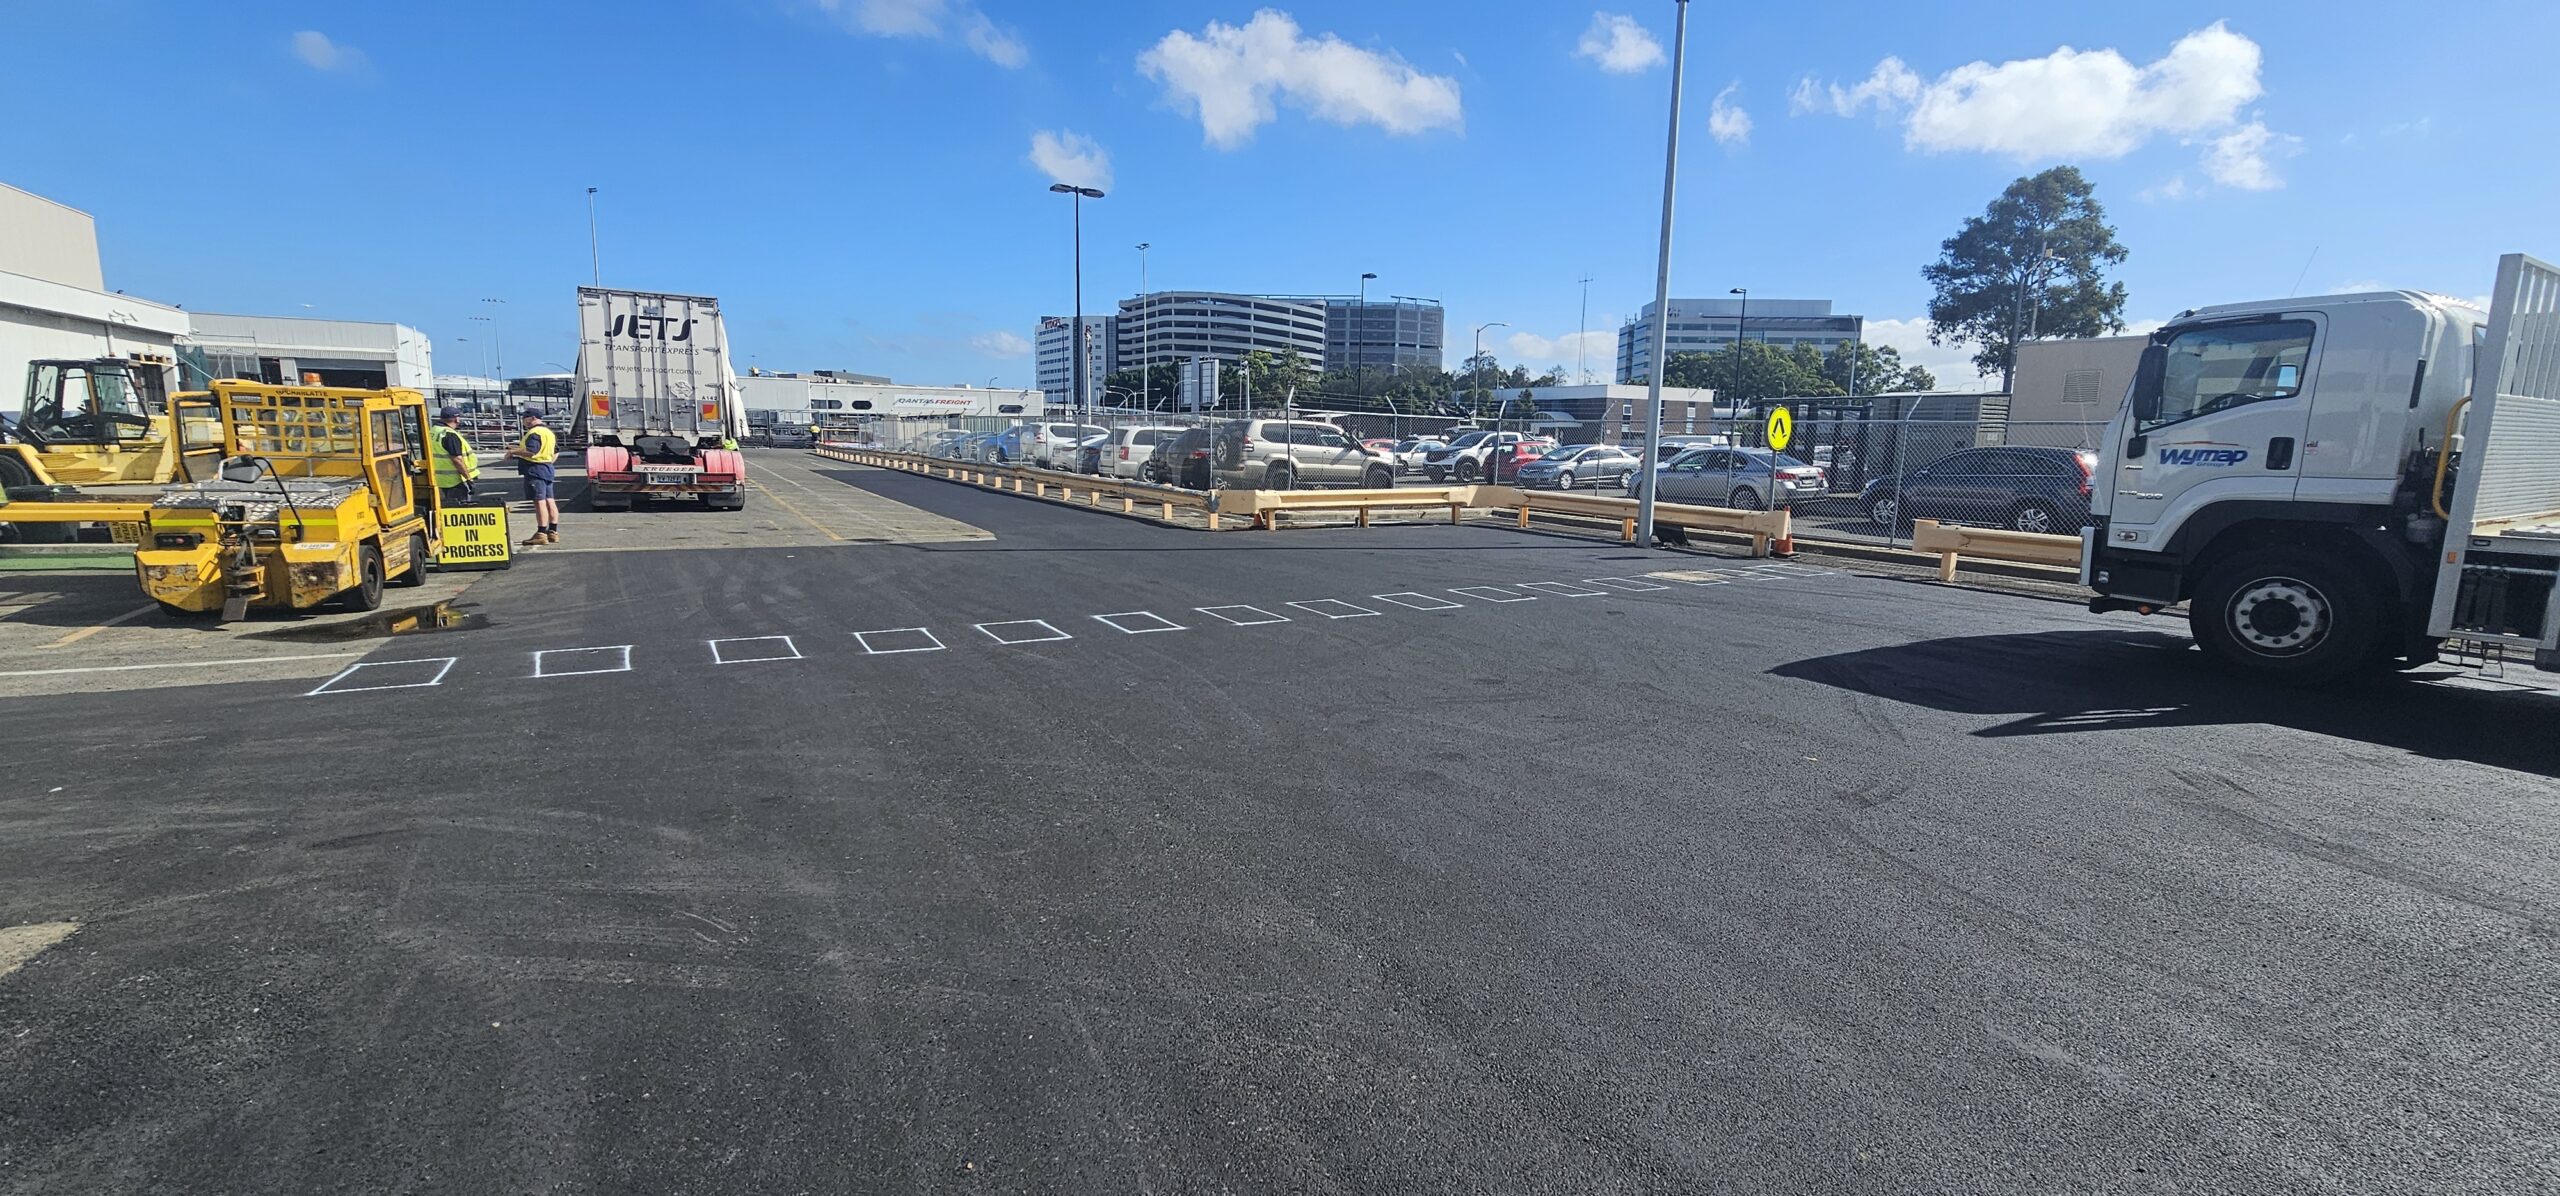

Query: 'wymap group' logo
2157;441;2250;467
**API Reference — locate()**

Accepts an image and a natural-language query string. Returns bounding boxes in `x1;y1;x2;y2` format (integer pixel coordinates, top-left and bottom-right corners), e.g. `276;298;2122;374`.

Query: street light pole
1474;320;1507;481
1729;286;1749;429
481;297;506;382
1635;0;1690;550
1136;242;1150;411
1050;183;1106;423
585;187;600;286
1358;271;1377;417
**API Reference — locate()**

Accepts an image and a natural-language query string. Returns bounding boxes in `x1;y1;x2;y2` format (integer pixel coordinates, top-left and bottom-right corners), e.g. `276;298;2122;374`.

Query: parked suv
1419;430;1536;482
1861;446;2095;534
1098;425;1187;481
1211;419;1397;489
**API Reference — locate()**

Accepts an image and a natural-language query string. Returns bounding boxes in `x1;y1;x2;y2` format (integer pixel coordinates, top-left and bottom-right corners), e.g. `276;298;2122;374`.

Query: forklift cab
16;359;167;448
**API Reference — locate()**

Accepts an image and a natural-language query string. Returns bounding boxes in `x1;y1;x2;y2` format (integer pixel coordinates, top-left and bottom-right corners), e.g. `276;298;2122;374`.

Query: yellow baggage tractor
134;381;440;621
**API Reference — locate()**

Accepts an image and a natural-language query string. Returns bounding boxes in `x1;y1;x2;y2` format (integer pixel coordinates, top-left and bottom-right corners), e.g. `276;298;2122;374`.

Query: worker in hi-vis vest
428;407;481;509
505;408;561;546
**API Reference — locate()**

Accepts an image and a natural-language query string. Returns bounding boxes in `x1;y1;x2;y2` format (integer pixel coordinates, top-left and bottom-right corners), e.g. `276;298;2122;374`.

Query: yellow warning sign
1767;405;1794;452
435;505;513;571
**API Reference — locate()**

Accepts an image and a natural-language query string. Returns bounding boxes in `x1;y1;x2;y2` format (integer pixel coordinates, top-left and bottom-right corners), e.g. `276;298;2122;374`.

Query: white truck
2083;253;2560;683
570;287;748;511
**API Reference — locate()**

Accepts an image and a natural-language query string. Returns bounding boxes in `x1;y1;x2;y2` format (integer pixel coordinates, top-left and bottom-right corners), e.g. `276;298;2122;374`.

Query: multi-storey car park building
1616;297;1862;383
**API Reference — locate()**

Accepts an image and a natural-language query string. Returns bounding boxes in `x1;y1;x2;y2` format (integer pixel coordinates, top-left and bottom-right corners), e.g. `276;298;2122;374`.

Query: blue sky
6;1;2555;390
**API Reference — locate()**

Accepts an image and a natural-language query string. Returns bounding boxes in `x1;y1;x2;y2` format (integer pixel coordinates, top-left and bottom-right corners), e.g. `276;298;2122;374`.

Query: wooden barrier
1909;518;2082;580
1503;489;1791;558
1237;486;1478;529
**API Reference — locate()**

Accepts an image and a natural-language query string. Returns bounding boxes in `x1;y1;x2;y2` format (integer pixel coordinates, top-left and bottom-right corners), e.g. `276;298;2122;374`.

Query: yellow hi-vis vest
519;425;558;464
429;426;480;489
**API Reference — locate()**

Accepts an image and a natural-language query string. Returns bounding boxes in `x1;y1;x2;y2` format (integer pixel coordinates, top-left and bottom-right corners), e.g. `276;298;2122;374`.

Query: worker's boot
543;530;560;545
521;529;549;547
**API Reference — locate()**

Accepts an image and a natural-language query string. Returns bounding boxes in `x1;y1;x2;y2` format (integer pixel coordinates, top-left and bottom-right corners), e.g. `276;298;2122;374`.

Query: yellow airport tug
134;381;441;621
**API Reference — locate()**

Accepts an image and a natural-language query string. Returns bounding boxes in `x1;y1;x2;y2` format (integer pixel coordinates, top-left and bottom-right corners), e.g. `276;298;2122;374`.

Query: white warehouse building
0;182;189;388
185;312;434;391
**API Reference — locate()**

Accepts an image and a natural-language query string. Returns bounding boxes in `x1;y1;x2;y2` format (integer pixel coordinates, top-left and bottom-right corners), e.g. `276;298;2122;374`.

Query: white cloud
1575;12;1663;74
1504;330;1618;380
813;0;1027;67
1138;11;1463;148
1796;22;2280;181
290;31;369;73
972;330;1032;358
1708;82;1751;146
2199;119;2295;190
1792;57;1919;116
1027;130;1112;190
1861;317;2000;392
2140;175;2193;202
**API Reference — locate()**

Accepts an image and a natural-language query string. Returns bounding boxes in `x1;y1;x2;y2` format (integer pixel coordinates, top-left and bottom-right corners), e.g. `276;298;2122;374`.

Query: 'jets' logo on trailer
2157;441;2250;467
607;315;696;341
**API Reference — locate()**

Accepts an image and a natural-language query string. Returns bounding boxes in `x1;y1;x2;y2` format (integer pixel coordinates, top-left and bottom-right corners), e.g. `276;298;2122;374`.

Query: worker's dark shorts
521;470;556;501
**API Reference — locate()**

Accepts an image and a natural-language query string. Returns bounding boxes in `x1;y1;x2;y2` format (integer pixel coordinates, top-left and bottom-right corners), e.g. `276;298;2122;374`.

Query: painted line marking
759;485;848;543
709;635;802;664
1288;599;1379;620
1196;605;1289;626
533;645;634;678
1520;581;1609;597
0;652;356;679
1645;569;1732;586
44;604;155;649
1585;576;1671;592
1449;586;1534;603
1373;592;1462;611
853;627;945;655
1094;611;1184;635
306;657;457;696
977;619;1071;645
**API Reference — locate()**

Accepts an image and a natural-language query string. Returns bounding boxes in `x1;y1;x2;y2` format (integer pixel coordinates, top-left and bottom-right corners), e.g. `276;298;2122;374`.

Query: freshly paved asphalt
3;463;2556;1194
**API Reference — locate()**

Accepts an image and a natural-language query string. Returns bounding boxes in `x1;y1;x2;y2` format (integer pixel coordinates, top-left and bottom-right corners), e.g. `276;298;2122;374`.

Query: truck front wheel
2189;549;2384;684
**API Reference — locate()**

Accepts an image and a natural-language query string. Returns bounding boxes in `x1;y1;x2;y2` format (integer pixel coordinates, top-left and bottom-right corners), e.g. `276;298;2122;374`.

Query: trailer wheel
392;532;430;586
0;456;74;544
345;545;387;613
2189;549;2385;685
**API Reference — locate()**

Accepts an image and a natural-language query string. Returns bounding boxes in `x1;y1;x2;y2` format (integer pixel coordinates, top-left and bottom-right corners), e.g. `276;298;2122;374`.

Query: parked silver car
995;422;1107;468
1513;443;1641;489
1097;425;1188;481
1628;447;1826;510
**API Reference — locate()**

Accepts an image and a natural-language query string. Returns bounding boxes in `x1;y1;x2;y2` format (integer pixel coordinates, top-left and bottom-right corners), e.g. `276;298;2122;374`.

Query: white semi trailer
570;287;748;511
2084;253;2560;682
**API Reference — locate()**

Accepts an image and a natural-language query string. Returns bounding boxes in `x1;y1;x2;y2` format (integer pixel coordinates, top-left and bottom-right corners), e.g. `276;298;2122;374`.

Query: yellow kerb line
759;486;846;542
45;603;156;649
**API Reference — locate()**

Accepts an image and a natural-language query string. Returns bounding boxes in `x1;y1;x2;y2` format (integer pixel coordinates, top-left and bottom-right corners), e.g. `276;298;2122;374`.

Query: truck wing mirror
2129;344;2168;424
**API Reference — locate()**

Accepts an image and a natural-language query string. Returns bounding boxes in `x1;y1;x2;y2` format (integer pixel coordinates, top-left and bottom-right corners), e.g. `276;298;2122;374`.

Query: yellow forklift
132;380;442;620
0;356;219;542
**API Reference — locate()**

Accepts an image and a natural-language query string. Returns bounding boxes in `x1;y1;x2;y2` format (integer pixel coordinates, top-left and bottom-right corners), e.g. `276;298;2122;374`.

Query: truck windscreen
2136;319;2314;433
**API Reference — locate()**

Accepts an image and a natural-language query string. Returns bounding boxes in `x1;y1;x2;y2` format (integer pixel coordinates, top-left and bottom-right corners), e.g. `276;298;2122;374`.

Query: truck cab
2086;257;2560;681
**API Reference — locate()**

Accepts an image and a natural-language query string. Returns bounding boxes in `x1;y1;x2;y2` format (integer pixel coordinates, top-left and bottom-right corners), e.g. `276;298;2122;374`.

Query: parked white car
1388;438;1446;474
996;422;1107;468
1098;425;1188;481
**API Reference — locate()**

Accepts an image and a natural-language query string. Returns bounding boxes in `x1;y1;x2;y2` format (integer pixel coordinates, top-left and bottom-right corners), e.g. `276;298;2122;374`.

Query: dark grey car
1628;447;1827;510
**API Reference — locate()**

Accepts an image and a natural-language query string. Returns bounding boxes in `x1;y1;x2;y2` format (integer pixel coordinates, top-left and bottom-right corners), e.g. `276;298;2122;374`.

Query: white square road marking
977;620;1072;645
1449;586;1534;603
1196;605;1289;626
1288;599;1379;620
1374;592;1462;611
709;635;802;664
533;645;633;678
1520;581;1608;598
1094;611;1185;634
307;657;456;696
854;627;944;655
1585;576;1671;592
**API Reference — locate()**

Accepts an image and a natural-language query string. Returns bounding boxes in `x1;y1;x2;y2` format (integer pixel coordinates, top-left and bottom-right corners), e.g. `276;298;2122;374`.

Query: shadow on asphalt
1774;628;2560;777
